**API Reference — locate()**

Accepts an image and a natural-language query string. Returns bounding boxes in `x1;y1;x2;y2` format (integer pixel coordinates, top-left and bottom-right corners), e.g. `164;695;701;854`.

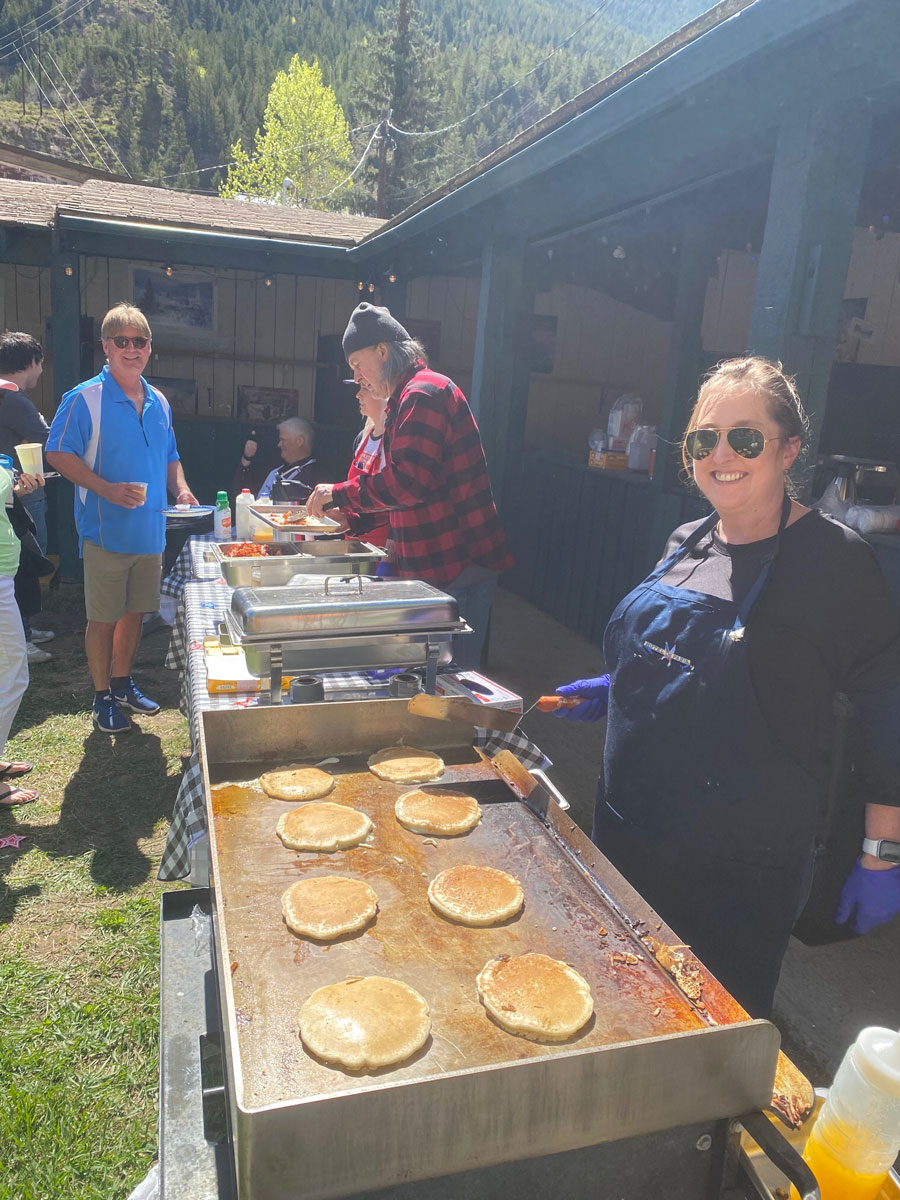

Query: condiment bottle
235;488;254;540
794;1027;900;1200
213;490;232;540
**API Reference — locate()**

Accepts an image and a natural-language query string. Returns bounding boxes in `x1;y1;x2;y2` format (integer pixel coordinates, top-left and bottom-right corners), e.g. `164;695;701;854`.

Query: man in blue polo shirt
47;304;198;733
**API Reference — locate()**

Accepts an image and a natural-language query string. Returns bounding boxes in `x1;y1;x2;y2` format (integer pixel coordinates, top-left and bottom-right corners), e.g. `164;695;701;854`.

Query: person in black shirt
553;357;900;1016
251;417;319;504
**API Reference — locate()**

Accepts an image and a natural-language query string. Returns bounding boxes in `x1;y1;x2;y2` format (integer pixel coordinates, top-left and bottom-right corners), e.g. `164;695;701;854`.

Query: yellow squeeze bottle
792;1027;900;1200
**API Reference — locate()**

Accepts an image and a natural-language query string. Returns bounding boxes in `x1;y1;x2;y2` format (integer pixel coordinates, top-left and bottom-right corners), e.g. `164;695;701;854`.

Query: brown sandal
0;784;38;806
0;760;34;780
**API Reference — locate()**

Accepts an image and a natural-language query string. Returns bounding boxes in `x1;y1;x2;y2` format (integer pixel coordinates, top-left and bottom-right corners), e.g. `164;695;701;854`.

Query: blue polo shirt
47;366;180;555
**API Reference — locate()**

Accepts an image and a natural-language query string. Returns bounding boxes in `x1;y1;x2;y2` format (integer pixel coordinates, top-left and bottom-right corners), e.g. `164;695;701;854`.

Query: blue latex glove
835;858;900;935
375;559;397;578
553;675;611;722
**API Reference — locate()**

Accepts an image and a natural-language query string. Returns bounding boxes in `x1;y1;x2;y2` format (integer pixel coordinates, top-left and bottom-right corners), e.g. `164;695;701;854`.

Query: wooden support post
749;96;872;480
469;234;534;510
647;218;714;562
49;240;83;579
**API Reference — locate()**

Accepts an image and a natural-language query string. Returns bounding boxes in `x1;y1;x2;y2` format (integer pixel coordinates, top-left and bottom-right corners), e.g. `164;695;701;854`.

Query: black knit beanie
342;303;410;358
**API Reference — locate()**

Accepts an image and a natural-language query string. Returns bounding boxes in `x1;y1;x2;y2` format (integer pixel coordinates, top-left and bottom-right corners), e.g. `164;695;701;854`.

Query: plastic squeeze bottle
794;1027;900;1200
214;490;232;540
235;488;254;540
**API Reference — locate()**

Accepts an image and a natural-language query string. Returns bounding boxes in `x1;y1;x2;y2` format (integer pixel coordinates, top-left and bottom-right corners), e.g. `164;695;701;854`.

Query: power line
15;46;95;168
389;0;613;140
155;122;379;186
37;52;115;172
306;123;382;202
0;0;92;53
0;0;96;63
43;43;131;175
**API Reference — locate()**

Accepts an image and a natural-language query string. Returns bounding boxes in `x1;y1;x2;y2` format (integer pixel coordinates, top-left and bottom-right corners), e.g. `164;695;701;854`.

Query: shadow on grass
0;723;182;920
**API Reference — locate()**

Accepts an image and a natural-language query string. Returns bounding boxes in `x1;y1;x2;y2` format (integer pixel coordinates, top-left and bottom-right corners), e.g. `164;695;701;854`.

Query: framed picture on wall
236;385;298;423
146;376;197;415
133;267;216;334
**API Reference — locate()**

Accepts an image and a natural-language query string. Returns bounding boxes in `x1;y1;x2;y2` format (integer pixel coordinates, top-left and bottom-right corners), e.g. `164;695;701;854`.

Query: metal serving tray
216;540;385;588
228;576;461;640
199;700;781;1200
249;503;341;540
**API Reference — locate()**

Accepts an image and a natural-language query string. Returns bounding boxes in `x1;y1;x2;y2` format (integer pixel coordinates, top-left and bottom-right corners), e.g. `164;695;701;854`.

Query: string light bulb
264;277;273;288
358;280;364;291
164;264;174;277
368;282;376;293
64;265;74;277
388;273;397;284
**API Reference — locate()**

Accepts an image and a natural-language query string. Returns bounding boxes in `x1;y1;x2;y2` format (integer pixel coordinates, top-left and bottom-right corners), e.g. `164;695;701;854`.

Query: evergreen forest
0;0;718;216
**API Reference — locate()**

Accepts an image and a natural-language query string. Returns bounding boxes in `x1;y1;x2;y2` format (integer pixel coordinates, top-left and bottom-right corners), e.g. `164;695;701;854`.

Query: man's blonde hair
101;304;151;341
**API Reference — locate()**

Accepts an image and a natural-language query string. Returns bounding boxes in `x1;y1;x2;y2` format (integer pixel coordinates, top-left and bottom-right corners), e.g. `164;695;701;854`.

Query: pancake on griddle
276;802;373;851
368;745;444;783
282;876;378;940
260;764;335;801
476;952;593;1042
299;976;431;1070
394;787;481;836
428;864;523;925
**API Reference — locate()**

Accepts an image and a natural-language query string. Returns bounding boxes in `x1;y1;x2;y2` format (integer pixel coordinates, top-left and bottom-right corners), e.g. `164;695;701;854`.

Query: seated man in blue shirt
46;304;198;734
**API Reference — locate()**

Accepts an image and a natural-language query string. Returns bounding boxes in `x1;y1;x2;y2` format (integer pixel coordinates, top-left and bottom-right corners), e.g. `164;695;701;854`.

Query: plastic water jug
235;489;254;540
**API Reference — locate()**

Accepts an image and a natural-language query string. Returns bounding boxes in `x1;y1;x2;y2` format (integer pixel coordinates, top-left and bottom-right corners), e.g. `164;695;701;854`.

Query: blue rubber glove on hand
835;858;900;935
375;559;397;578
553;675;611;722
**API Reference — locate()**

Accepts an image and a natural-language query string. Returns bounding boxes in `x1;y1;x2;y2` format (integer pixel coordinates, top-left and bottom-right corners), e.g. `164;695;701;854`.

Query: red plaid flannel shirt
332;365;513;586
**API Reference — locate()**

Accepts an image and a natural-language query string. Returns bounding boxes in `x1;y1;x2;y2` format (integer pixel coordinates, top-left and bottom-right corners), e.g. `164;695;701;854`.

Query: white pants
0;574;29;754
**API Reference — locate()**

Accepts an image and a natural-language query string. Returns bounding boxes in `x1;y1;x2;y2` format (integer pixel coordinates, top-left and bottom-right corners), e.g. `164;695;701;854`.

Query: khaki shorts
83;540;162;623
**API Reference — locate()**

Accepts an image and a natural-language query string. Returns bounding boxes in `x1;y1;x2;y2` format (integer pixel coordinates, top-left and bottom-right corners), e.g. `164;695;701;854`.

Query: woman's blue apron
594;500;821;1016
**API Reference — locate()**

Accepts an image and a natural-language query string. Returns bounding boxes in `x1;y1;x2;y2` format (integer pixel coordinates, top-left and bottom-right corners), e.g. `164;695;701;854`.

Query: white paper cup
128;482;148;505
15;443;43;476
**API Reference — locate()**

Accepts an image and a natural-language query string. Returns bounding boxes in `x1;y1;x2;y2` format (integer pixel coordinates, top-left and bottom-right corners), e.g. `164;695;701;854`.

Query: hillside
0;0;719;213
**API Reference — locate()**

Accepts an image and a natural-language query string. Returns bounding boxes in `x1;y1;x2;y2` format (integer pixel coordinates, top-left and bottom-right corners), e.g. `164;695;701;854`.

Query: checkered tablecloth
157;575;551;882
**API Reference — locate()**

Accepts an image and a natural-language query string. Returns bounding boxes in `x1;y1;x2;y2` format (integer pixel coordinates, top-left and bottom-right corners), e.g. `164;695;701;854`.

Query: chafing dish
249;503;342;540
156;700;817;1200
222;577;470;698
213;539;386;588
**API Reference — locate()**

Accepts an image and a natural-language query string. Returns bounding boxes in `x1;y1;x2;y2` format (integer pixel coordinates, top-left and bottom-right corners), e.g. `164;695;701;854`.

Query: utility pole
376;108;391;219
20;43;25;118
37;30;42;117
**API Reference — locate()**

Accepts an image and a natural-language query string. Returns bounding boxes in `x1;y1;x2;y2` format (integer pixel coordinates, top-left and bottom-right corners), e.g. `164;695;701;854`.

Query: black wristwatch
862;837;900;865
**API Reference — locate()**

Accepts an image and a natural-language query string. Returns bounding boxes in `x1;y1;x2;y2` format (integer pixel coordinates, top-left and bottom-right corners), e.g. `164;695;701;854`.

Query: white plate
160;504;216;520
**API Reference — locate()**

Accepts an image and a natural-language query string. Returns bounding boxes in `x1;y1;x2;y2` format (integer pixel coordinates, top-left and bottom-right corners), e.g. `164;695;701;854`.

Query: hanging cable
305;122;382;203
154;121;380;185
15;46;95;167
388;0;612;140
43;43;131;175
0;0;96;63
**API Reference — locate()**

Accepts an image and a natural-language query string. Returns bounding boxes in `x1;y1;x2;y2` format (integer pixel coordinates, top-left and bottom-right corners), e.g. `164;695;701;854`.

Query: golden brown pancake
428;865;523;925
260;765;335;801
367;745;444;784
276;802;373;851
394;787;481;836
299;976;431;1069
476;953;593;1042
281;876;378;940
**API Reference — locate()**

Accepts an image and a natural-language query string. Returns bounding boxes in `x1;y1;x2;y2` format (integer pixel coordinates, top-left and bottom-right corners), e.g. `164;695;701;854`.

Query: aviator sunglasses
684;426;782;461
109;335;150;349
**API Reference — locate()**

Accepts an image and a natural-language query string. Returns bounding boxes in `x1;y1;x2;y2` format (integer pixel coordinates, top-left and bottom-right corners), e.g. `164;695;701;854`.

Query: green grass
0;584;190;1199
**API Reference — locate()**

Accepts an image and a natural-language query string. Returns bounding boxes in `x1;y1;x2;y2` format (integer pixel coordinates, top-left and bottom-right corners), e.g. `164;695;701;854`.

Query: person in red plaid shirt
307;302;512;668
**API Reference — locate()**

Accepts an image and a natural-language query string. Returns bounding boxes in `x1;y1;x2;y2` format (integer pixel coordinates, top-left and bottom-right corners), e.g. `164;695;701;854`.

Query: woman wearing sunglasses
553;356;900;1016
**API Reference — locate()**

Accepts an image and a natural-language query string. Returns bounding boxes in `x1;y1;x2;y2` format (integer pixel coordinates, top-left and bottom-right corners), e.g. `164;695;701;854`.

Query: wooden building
2;0;900;641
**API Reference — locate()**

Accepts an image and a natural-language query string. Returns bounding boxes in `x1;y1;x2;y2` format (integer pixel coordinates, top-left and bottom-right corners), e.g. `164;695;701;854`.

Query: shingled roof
0;177;383;245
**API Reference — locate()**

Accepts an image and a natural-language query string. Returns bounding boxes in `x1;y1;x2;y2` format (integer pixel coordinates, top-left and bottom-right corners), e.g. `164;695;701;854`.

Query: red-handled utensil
535;695;583;712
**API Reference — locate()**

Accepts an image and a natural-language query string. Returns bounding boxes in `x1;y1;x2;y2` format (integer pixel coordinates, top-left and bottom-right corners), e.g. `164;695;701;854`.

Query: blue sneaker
92;693;132;734
111;678;160;715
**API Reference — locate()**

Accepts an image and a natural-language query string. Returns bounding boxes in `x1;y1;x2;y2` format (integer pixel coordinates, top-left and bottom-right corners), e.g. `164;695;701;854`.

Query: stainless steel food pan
217;540;385;588
228;576;461;639
249;503;341;540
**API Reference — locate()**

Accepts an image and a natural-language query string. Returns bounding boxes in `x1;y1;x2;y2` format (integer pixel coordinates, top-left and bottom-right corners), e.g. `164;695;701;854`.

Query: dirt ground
485;587;900;1085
